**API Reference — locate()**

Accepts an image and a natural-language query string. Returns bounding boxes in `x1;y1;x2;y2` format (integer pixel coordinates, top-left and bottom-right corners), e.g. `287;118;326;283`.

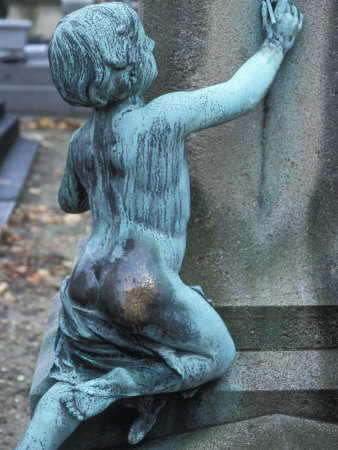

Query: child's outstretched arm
147;0;302;137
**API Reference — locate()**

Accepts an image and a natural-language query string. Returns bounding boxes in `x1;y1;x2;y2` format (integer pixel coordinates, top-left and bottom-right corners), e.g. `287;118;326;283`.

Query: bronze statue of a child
18;1;302;448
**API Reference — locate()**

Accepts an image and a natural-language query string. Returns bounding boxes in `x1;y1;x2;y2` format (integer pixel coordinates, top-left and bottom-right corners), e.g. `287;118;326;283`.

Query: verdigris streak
17;1;302;448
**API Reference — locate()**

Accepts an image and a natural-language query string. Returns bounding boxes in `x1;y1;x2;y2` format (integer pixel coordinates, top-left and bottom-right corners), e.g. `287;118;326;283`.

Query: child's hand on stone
262;0;303;55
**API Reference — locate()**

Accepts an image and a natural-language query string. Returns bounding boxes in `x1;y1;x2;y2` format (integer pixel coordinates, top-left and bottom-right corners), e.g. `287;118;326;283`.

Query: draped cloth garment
50;276;212;436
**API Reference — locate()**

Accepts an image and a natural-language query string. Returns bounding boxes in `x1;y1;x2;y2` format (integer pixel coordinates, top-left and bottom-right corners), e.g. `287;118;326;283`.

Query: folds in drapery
51;276;186;392
49;277;212;441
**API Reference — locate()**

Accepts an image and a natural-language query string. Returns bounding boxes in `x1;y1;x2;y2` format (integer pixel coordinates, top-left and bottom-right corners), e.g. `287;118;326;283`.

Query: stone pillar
61;0;93;16
140;0;337;317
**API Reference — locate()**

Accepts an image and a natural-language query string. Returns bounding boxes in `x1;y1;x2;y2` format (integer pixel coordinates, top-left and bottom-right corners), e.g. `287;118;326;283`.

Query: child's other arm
150;0;302;136
58;136;89;214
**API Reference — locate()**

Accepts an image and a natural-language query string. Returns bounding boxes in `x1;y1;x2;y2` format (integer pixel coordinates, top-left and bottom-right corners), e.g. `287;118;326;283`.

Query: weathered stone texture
141;414;338;450
141;0;338;309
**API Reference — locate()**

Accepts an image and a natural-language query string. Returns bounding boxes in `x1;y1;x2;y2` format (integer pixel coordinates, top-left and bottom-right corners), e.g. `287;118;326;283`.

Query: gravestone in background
0;102;39;229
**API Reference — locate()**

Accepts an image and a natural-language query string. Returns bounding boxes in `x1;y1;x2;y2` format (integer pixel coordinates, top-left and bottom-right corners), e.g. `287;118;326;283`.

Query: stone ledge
223;304;338;351
61;386;338;449
138;414;338;450
0;136;39;201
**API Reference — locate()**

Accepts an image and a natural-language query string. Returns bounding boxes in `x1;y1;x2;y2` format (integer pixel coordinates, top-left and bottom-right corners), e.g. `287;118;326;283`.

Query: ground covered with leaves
0;119;92;448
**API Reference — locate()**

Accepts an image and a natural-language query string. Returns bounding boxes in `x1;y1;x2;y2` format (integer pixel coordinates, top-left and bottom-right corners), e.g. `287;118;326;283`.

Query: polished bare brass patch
120;265;158;324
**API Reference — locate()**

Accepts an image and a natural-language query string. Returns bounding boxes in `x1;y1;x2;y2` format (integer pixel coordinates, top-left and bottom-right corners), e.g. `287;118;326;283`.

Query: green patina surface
18;1;303;448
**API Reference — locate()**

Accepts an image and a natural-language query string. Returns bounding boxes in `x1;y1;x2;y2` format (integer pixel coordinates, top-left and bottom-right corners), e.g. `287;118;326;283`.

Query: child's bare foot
128;396;168;444
60;388;115;420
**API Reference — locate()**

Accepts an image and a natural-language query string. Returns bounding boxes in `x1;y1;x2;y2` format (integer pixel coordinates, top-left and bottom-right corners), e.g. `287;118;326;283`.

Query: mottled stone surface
140;414;338;450
141;0;338;310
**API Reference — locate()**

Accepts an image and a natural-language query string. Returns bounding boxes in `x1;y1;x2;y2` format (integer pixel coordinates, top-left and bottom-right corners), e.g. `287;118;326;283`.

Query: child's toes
59;391;84;420
70;409;84;420
66;401;85;420
60;390;73;405
69;406;77;415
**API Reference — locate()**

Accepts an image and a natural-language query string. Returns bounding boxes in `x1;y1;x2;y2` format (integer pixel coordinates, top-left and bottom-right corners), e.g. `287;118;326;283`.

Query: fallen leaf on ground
26;273;43;286
28;188;41;195
9;246;23;253
0;228;21;245
37;117;54;129
20;117;84;131
62;260;73;269
16;266;28;275
63;215;83;225
37;269;50;277
3;261;22;279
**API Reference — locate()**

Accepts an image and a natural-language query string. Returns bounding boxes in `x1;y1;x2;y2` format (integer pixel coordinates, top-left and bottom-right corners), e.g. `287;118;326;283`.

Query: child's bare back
65;101;190;305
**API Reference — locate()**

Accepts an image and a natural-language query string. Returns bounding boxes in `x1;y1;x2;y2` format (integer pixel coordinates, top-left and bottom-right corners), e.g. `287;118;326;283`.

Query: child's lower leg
16;382;81;450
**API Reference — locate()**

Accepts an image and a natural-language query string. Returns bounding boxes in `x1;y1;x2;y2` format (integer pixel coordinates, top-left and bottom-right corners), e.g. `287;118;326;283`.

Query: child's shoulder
117;94;184;135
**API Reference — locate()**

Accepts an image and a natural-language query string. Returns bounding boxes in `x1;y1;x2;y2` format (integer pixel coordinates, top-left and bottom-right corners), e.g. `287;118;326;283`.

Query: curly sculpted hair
48;2;142;107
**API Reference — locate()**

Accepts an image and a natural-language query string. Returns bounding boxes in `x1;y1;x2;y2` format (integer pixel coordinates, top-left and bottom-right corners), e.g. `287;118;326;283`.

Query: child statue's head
49;2;157;108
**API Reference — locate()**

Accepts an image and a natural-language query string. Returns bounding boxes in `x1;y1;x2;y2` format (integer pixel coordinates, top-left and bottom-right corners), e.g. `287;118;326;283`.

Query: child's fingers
298;12;303;30
274;0;288;20
266;0;276;24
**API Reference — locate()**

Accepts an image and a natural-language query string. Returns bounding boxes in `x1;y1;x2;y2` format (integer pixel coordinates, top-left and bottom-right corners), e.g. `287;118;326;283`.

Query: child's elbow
58;192;74;213
58;190;89;214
